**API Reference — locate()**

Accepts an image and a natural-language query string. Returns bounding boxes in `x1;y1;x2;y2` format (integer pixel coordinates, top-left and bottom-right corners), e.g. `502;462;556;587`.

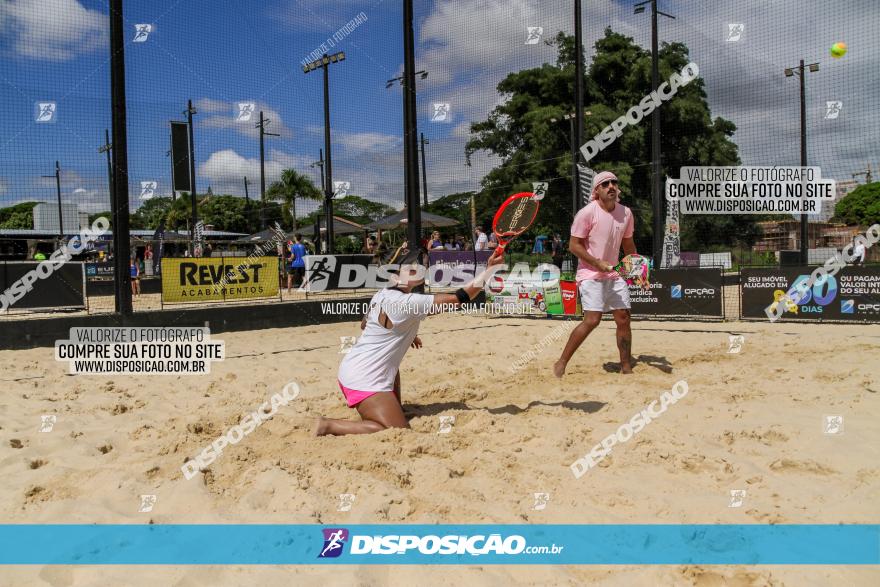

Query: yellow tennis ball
830;42;847;58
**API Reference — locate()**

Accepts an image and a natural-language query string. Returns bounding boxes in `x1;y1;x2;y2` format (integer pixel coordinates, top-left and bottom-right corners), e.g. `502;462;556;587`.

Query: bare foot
553;360;566;378
313;417;328;436
620;363;633;374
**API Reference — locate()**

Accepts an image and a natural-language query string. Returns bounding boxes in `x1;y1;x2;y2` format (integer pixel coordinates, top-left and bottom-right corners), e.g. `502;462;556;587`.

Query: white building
32;203;89;233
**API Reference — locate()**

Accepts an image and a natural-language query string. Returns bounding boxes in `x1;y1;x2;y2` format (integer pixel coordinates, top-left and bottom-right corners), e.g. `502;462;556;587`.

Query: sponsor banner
1;262;85;310
302;255;376;292
427;251;492;286
85;262;114;279
160;257;279;303
546;280;581;316
630;268;723;317
0;524;875;564
741;266;880;321
661;199;681;268
486;273;548;315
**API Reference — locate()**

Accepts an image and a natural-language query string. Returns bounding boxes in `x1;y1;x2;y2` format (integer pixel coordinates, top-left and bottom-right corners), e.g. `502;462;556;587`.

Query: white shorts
578;278;631;312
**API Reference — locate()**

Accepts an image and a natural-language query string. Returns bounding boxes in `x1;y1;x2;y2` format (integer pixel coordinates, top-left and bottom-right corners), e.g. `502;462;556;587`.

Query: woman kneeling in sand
315;246;503;436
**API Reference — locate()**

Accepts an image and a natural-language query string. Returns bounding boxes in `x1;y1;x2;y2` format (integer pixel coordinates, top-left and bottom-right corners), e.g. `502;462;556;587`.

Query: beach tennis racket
492;192;540;255
614;254;652;288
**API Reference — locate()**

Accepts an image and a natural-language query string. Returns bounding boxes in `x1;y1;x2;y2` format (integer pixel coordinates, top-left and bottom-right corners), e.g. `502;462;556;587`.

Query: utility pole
256;110;279;228
419;133;429;208
99;130;114;214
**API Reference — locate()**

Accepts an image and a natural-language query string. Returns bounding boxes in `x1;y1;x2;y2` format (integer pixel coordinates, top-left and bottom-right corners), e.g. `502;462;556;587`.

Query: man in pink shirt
554;171;637;377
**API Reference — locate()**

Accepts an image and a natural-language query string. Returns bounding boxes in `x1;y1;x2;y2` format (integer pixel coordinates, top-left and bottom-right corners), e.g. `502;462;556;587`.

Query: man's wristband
454;288;470;303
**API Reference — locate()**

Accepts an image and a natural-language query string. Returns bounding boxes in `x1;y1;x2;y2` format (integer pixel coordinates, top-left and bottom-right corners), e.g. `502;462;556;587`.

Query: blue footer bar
1;525;877;565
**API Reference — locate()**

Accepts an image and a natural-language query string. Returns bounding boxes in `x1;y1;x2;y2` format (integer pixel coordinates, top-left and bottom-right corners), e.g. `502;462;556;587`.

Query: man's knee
613;310;630;325
583;316;601;329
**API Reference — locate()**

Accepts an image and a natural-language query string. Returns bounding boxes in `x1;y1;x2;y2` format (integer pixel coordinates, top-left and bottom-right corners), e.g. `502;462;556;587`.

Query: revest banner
161;257;278;303
629;268;723;317
741;266;880;321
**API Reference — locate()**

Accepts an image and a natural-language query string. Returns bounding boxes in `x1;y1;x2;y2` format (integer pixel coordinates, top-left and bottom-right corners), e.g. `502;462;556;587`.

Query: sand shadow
602;354;673;374
404;399;605;419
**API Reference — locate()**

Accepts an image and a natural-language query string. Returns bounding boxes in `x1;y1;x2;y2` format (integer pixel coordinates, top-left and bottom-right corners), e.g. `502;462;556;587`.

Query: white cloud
0;0;106;61
198;100;292;140
336;131;401;153
198;149;313;195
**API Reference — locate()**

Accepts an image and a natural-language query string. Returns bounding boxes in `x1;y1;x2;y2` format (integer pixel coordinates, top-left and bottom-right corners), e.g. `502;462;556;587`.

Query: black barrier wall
741;266;880;322
1;262;86;311
629;268;723;318
303;255;377;291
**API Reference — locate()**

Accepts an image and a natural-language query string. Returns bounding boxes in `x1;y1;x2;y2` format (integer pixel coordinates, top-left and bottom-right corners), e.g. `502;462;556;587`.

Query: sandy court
1;313;878;586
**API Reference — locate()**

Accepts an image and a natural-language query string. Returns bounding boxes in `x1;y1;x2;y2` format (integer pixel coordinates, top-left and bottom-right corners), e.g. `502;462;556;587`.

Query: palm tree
266;169;322;230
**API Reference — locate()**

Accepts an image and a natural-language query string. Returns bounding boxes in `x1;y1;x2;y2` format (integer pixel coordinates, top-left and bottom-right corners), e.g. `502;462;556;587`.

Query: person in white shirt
853;241;866;266
315;246;504;436
475;228;489;251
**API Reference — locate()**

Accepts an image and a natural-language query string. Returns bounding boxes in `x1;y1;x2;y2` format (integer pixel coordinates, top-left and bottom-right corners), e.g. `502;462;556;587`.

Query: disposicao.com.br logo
317;528;564;558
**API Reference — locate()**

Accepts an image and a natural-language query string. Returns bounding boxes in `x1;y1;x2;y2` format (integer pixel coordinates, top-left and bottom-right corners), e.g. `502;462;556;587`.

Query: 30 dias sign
161;257;279;303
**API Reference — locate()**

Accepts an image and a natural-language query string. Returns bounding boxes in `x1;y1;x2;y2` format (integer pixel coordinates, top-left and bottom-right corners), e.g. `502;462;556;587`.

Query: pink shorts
338;381;385;408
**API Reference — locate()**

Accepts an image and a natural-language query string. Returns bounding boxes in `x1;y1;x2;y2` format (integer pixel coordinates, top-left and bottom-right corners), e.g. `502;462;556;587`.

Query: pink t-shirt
570;201;634;282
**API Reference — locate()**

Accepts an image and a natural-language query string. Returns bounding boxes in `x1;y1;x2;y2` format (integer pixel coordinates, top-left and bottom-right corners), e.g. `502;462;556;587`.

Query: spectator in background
130;258;141;297
429;231;444;250
488;231;498;250
288;234;308;291
376;237;389;260
204;243;213;258
475;228;488;251
551;234;564;270
144;244;154;274
363;237;376;255
455;235;466;250
853;240;867;266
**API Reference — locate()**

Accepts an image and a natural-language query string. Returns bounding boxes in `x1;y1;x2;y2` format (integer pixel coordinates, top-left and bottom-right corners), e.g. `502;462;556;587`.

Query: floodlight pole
403;0;422;249
799;59;808;263
573;0;585;216
322;64;335;253
636;0;674;267
785;59;818;264
109;0;132;314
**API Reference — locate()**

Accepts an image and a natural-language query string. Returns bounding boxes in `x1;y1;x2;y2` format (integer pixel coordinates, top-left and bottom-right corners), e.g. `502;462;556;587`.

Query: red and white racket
491;192;540;256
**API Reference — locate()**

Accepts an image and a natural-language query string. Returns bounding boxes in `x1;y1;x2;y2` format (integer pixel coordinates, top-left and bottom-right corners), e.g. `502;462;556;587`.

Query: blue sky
1;0;878;219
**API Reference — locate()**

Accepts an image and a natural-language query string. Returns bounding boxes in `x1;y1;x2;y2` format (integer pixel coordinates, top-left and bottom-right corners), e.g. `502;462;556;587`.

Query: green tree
266;169;323;230
464;29;747;252
0;201;38;229
833;183;880;226
130;197;173;230
332;194;396;225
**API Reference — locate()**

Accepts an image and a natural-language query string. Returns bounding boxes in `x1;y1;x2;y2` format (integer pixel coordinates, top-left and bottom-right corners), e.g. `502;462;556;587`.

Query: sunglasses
599;179;619;188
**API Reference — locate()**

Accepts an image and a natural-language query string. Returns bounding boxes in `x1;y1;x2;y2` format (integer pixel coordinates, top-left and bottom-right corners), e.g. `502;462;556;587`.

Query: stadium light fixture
302;51;345;252
784;59;820;264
